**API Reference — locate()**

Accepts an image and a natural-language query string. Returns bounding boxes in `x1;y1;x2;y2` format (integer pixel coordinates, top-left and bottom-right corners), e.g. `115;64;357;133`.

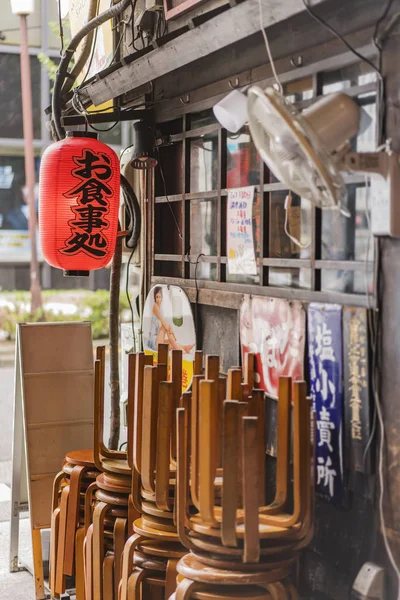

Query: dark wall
194;303;240;372
378;30;400;598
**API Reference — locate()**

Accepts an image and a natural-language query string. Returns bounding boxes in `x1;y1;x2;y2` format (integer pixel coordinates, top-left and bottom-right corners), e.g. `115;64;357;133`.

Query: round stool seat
96;474;131;494
95;489;129;506
65;449;95;467
138;540;187;559
134;552;167;572
134;518;179;542
192;585;272;599
192;551;296;572
101;458;131;475
177;554;290;585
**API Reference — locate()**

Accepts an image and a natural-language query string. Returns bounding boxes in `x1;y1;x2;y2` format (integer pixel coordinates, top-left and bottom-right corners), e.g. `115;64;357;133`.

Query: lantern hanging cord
61;0;99;96
121;175;141;251
52;0;131;140
121;175;141;352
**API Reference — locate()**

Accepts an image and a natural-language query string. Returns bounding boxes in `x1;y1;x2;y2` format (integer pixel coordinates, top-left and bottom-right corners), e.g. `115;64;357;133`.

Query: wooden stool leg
75;528;86;600
49;508;60;598
55;485;69;594
52;471;65;511
176;578;200;600
103;554;115;600
32;528;45;600
120;534;143;600
84;525;94;600
266;583;287;600
113;518;127;600
92;502;109;600
127;569;145;600
165;558;179;600
242;417;260;563
64;465;86;575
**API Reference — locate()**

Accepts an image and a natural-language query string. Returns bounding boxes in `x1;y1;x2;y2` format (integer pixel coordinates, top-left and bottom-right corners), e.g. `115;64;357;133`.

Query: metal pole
40;0;52;289
19;13;42;312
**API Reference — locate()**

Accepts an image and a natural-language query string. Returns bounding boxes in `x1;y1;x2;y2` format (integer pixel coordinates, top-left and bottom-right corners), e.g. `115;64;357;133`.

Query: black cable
125;243;137;352
52;0;131;139
373;0;395;48
121;174;141;250
88;120;120;133
120;175;141;351
186;252;204;338
301;0;387;141
77;12;100;91
301;0;382;77
157;151;184;242
130;0;140;50
57;0;64;54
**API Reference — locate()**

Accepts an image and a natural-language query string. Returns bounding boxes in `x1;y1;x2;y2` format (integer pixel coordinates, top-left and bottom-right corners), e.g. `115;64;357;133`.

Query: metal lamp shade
131;121;158;170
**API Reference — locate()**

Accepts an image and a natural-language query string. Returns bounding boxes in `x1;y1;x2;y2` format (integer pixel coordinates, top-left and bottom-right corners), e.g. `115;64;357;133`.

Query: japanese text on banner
308;303;344;505
227;186;257;275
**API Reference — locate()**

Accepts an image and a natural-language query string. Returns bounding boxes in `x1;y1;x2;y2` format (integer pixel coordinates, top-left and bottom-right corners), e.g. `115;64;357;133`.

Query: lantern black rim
66;131;98;139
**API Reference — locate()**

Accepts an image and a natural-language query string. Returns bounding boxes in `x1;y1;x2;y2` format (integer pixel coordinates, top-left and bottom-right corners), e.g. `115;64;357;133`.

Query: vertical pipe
19;14;42;312
40;0;52;289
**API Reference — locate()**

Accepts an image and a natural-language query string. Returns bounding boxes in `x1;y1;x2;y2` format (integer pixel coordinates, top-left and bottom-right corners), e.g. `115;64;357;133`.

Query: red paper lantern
39;132;120;276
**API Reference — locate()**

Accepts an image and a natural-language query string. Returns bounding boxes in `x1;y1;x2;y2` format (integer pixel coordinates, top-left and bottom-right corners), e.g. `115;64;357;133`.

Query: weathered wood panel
78;0;328;107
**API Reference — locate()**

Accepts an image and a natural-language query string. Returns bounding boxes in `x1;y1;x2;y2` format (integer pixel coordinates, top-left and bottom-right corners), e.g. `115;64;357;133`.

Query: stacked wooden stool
119;345;198;600
50;450;100;599
50;345;314;600
171;370;314;600
84;345;135;600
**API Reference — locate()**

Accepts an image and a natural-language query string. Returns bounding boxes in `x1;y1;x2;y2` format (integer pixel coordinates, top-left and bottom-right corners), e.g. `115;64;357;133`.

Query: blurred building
0;0;124;291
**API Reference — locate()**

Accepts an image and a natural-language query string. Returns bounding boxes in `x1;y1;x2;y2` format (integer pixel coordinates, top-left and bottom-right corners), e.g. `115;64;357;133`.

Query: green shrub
0;289;131;341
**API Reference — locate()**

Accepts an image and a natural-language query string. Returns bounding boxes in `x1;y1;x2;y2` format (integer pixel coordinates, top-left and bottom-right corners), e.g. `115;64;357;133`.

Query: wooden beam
78;0;328;107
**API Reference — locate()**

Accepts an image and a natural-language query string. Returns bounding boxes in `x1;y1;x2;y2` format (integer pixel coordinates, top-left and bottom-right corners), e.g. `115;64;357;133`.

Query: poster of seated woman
142;284;196;391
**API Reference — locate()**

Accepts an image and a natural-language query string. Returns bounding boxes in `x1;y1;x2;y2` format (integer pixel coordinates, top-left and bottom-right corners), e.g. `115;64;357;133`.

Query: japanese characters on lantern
61;149;113;258
308;303;344;504
39;134;120;273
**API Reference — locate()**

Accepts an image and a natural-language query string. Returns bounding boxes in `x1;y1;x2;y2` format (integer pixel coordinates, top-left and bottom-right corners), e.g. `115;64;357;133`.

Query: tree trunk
108;234;122;450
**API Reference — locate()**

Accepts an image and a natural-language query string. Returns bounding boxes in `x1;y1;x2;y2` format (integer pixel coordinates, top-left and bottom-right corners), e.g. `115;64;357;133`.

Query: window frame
152;54;378;310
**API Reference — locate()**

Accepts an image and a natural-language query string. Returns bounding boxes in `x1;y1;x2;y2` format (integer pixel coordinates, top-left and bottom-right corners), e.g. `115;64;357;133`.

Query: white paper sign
227;186;257;275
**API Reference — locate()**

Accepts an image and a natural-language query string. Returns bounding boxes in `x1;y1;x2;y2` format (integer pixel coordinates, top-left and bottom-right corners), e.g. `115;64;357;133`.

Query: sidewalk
0;341;15;368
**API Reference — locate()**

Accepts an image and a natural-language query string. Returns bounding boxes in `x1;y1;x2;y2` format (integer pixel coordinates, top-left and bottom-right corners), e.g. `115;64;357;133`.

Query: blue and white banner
308;303;344;505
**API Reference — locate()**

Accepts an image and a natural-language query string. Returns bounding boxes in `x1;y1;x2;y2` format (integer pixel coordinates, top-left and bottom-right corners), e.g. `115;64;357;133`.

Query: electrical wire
363;177;377;465
57;0;64;54
157;151;184;242
372;247;400;600
125;243;137;353
373;0;395;49
283;193;310;250
130;0;140;51
300;0;386;139
301;0;382;77
258;0;283;94
361;174;400;597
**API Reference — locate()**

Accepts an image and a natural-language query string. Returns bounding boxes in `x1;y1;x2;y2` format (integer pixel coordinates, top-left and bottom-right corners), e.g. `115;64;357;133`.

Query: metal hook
290;56;303;68
180;94;190;105
228;77;240;90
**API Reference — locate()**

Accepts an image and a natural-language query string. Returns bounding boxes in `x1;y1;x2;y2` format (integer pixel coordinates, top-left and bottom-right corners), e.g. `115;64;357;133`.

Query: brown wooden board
163;0;210;20
10;322;94;599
